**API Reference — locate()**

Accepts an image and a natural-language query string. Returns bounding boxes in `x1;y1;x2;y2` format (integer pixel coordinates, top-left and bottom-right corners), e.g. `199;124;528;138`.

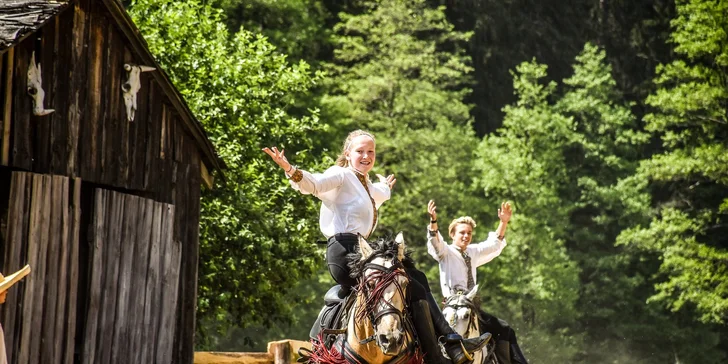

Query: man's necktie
461;250;474;290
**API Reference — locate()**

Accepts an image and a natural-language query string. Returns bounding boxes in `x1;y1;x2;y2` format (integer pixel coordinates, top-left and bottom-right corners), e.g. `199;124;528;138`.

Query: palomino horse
442;285;497;364
303;233;422;364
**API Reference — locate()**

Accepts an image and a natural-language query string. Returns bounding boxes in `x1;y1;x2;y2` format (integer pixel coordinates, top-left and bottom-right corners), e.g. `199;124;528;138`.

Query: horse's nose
378;334;390;349
395;335;404;348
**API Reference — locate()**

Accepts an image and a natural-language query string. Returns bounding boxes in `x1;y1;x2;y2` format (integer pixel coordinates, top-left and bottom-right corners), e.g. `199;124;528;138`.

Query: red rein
355;268;408;323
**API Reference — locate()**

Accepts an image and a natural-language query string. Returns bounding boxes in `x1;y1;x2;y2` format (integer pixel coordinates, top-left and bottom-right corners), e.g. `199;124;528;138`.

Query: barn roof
0;1;70;50
0;0;225;184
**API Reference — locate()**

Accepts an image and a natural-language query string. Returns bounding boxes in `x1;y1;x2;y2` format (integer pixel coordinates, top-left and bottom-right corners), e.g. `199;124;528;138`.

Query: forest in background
124;0;727;362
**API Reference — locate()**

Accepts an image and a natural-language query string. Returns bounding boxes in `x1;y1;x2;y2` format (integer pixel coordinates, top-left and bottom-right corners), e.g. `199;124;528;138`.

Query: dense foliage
128;0;327;345
127;0;727;361
617;0;728;325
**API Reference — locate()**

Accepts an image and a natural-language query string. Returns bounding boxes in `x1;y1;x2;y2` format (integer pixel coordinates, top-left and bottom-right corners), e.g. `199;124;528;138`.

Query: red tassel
299;334;347;364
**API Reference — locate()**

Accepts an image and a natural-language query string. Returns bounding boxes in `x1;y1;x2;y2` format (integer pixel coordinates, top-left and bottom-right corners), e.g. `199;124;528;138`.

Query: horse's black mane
347;235;413;278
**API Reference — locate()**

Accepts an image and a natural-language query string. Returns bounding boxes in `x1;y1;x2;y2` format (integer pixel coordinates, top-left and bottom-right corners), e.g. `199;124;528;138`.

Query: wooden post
268;341;291;364
267;340;312;364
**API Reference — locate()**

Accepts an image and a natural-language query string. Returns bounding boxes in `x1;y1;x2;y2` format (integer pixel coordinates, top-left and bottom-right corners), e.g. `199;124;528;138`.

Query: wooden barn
0;0;223;363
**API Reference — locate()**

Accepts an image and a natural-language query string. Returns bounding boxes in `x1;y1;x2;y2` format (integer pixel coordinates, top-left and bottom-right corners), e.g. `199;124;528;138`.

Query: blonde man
427;200;528;364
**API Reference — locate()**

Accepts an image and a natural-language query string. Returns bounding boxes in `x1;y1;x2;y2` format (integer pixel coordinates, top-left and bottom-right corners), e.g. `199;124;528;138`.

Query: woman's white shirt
289;165;390;238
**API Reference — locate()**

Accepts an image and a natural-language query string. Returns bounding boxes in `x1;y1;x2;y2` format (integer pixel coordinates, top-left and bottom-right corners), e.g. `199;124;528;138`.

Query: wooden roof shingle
0;0;71;51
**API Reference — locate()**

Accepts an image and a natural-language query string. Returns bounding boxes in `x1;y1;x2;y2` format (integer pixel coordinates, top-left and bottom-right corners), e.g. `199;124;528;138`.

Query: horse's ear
395;232;405;260
465;284;479;300
358;235;373;260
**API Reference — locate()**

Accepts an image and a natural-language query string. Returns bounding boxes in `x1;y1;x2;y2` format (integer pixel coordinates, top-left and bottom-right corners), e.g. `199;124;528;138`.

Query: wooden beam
200;161;213;189
2;47;13;165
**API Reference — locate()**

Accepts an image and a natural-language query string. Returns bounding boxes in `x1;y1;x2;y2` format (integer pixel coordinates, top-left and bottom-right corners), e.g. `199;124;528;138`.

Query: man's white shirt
427;229;506;297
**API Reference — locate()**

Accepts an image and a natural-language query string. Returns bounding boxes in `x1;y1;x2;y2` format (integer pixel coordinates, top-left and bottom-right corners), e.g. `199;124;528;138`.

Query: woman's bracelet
287;167;303;183
430;220;437;224
286;165;294;174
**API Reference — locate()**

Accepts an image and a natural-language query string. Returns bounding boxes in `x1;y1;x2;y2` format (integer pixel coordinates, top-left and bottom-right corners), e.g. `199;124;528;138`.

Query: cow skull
122;63;155;122
27;51;54;116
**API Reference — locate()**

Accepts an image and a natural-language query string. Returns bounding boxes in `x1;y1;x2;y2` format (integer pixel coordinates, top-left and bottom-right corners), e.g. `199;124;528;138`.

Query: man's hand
498;201;512;223
428;200;438;222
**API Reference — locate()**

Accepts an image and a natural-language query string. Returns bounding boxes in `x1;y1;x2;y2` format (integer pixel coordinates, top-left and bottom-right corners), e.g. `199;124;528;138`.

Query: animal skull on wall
27;51;55;116
122;63;155;122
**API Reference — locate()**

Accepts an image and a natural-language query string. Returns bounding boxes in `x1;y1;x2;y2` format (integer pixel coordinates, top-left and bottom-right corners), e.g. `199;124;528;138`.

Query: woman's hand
376;173;397;190
427;200;438;222
498;201;512;223
262;146;292;173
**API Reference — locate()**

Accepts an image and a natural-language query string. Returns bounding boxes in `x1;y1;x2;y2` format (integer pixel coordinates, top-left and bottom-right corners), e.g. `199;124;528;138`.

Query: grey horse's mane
444;291;479;312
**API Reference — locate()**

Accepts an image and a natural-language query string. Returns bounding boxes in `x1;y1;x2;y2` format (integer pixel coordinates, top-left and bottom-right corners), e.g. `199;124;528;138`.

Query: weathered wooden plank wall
0;1;208;363
3;0;203;195
0;171;81;364
82;188;181;364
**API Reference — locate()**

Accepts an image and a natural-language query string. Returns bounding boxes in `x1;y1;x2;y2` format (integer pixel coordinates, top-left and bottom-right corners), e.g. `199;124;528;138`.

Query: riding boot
495;340;512;364
426;293;492;364
411;300;450;364
510;342;528;364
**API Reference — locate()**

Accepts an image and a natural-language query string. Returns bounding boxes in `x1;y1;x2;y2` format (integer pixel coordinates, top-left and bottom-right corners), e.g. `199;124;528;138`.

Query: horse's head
442;285;480;337
351;232;409;356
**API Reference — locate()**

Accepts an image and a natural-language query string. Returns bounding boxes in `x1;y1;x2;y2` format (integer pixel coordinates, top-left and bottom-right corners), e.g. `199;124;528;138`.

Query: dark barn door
82;188;181;364
0;171;182;364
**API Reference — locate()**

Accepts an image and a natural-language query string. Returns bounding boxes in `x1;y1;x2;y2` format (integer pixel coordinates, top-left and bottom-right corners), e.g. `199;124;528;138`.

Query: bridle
302;238;423;364
355;252;412;345
443;293;479;338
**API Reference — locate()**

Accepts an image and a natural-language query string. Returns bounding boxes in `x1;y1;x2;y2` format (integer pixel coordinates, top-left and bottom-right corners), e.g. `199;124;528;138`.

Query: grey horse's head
442;285;480;337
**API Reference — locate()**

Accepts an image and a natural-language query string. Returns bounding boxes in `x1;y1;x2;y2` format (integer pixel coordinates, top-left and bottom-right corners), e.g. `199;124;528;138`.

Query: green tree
128;0;327;345
322;0;485;250
215;0;489;349
426;0;676;137
553;43;722;363
212;0;334;64
474;58;583;362
474;42;724;363
618;0;728;326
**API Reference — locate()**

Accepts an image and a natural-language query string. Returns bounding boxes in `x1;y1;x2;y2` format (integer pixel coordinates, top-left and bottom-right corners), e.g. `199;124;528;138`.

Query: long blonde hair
335;130;376;167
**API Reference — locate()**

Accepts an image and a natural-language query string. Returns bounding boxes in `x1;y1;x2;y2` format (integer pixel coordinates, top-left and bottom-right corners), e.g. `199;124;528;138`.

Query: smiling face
451;223;473;250
346;135;376;174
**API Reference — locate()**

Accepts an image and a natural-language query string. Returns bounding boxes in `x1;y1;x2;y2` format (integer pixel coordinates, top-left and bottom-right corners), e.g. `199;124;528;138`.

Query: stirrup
438;335;474;363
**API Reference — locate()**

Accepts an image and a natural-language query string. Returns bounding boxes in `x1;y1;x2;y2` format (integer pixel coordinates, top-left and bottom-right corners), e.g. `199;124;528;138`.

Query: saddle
309;284;355;348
